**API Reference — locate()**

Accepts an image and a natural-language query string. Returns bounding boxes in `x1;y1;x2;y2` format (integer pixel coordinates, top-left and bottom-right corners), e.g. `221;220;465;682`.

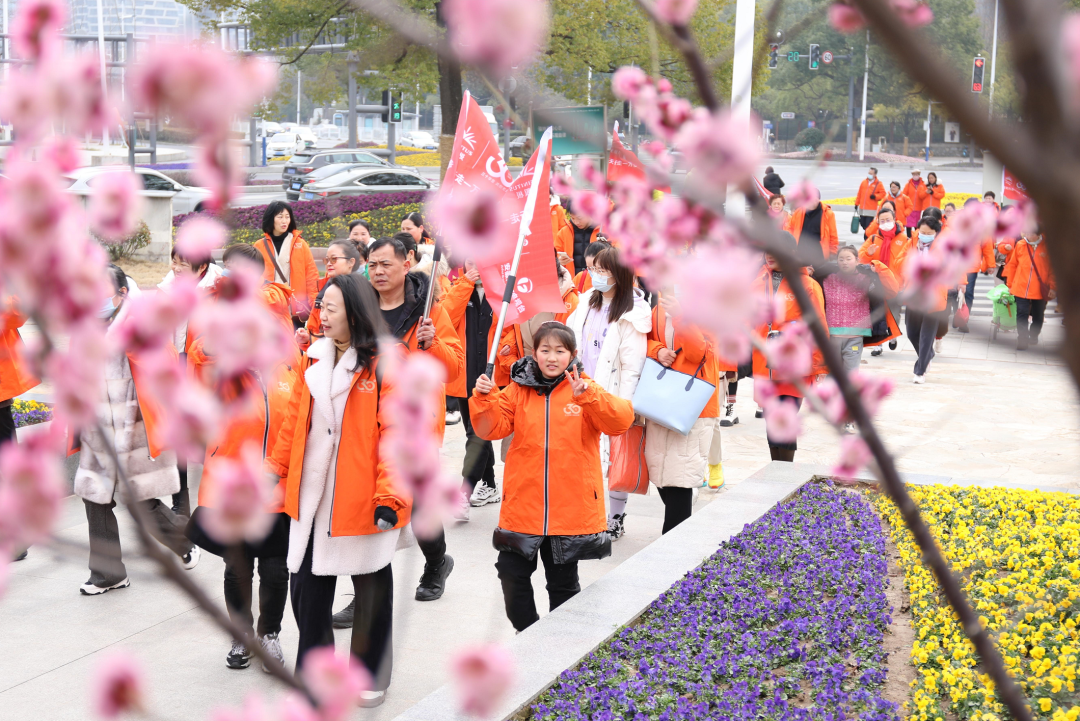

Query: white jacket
287;339;413;576
567;288;651;400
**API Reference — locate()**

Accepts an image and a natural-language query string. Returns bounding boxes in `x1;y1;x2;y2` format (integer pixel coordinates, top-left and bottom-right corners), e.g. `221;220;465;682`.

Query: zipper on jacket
254;371;270;459
543;392;551;536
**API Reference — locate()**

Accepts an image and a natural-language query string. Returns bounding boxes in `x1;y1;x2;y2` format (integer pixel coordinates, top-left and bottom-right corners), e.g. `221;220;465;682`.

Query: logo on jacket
358;379;377;392
564;403;581;416
277;381;291;393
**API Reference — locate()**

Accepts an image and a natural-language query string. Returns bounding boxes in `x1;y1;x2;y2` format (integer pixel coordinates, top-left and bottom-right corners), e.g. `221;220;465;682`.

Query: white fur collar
305;338;357;428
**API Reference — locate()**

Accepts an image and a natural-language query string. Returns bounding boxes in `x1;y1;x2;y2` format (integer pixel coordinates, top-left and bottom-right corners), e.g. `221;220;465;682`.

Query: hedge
300;202;423;246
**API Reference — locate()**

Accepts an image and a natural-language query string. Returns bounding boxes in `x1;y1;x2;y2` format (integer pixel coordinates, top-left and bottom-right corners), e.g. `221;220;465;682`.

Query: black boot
769;446;796;462
332;598;355;629
415;555;454;602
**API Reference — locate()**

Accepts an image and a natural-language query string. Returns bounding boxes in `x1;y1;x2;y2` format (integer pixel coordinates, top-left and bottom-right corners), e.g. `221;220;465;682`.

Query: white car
65;166;213;215
402;131;437;150
267;131;316;157
296;127;318;148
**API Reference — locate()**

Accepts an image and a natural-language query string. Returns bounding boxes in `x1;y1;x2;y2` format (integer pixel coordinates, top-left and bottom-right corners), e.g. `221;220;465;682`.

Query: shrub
95;221;152;261
794;127;826;150
301;202;423;246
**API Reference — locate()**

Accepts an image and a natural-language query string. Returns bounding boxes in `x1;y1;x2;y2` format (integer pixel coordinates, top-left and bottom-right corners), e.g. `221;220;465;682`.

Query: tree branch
278;3;351;66
629;0;718;110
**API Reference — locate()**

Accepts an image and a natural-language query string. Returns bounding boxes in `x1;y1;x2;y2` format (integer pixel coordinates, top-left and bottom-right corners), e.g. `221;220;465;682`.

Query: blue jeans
963;272;979;312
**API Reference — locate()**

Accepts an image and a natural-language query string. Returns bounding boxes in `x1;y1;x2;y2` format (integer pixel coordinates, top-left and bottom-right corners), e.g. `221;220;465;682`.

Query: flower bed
300;201;423;246
870;485;1080;721
11;399;51;427
175;192;426;245
823;192;978;208
528;482;900;721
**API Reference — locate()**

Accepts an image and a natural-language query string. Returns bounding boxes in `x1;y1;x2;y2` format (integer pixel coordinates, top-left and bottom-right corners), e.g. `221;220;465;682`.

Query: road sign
531;105;607;156
781;112;795;119
822;50;834;64
971;56;985;93
809;44;821;70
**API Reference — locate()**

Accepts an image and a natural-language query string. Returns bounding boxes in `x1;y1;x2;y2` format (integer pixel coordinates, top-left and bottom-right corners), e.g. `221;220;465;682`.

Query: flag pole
485;127;553;379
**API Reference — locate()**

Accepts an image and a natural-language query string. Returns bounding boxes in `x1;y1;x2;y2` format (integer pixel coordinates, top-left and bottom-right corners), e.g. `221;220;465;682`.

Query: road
756;159;985;203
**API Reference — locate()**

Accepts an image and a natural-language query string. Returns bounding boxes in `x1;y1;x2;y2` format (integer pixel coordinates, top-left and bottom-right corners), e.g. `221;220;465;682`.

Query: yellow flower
1042;698;1053;713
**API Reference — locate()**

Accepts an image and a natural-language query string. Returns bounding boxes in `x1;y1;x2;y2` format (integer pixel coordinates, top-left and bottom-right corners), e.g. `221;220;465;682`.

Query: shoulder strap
1024;243;1050;296
262;236;289;284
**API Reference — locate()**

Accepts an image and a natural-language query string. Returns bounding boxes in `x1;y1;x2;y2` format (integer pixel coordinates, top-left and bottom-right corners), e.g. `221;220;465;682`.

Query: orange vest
268;355;411;537
469;375;633;536
256;232;320;320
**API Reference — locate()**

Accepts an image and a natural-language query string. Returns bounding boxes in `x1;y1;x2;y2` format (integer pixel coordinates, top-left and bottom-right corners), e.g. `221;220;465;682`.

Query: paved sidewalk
3;315;1077;720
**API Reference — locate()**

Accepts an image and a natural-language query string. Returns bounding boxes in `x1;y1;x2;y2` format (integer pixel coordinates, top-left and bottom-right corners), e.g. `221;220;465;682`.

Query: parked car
286;162;373;201
267;132;303;157
296;127;318;148
65;167;213;216
298;166;431;201
281;149;389;190
402;131;437;150
509;135;531;157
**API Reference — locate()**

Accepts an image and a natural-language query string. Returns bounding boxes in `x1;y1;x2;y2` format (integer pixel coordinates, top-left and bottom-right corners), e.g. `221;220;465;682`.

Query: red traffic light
975;58;984;67
973;82;983;92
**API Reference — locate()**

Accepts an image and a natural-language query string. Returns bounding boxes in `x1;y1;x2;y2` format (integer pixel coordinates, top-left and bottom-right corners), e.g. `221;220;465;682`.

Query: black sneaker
332;598;355;629
870;346;883;357
415;555;454;602
755;406;764;419
227;640;251;670
888;340;897;350
608;513;626;540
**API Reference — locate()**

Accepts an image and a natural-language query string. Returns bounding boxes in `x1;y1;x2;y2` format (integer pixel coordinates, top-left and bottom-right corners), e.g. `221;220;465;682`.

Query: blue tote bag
633;357;716;435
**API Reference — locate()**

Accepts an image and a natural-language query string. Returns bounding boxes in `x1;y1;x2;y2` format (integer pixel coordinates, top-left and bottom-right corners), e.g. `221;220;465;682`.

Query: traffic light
390;92;402;123
809;44;821;70
971;56;985;93
769;43;779;70
381;90;390;123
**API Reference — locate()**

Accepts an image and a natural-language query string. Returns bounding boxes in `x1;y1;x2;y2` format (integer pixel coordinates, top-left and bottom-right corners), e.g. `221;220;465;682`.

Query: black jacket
572;223;597;276
814;263;894;345
763;172;785;196
461;287;493;395
490;356;612;564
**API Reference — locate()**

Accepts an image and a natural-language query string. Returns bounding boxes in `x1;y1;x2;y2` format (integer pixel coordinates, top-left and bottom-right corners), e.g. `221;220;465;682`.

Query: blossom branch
630;0;719;110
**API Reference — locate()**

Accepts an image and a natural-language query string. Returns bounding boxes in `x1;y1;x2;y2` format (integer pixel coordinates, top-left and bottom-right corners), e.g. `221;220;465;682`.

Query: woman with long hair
255;201;319;326
296;239;363;350
400;211;433;245
267;273;409;707
566;246;651;540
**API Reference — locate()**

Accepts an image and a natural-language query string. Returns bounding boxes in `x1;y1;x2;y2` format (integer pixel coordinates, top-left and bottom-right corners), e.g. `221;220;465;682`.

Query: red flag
477;129;564;326
443;90;514;199
1002;167;1030;202
607;122;670;193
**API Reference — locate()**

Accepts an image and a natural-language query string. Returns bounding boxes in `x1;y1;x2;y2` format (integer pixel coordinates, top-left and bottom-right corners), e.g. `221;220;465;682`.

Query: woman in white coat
267;273;412;708
566;246;650;540
75;265;199;596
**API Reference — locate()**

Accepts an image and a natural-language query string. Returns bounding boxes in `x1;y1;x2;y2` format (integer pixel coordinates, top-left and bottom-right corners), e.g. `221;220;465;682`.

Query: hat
911;168;922;175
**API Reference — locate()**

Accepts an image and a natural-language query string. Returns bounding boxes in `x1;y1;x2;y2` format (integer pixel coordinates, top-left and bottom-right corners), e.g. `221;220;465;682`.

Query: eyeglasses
326;256;347;264
589;267;612;277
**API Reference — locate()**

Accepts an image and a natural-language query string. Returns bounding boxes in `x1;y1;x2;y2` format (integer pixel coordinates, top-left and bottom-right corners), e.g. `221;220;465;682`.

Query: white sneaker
469;483;501;507
934;339;943;353
80;577;130;595
259;632;285;674
445;410;462;425
181;546;201;570
359;690;386;708
452;493;470;522
913;374;926;384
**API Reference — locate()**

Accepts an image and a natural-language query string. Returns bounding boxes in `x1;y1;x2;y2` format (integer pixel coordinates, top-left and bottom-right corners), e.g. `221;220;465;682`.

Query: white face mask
879;221;895;232
867;174;875;182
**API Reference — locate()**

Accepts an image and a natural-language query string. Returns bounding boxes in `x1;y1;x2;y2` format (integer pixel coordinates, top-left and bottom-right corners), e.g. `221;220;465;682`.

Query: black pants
1016;298;1048;345
906;310;944;376
859;215;873;230
172;463;191;519
766;395;802;454
290;536;394;690
418;530;446;571
225;551;289;639
454;396;495;492
495;538;580;632
656;486;693;534
84;499;193;587
0;404;14;446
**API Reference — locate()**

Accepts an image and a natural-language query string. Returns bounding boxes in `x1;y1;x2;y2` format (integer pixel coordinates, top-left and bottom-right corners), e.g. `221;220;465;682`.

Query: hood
386;271;431;340
510;355;584;392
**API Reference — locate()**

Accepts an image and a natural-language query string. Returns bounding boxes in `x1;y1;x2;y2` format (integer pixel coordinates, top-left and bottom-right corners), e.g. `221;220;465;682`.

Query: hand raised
564;366;588;397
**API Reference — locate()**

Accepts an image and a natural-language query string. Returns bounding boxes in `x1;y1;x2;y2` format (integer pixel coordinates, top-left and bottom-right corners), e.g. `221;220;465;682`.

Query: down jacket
566;287;651;402
470;357;634;562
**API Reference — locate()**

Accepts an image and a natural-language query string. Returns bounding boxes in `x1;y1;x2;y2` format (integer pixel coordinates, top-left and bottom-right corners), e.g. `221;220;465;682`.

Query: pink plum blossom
45;321;111;430
0;425;66;549
89;171;143;242
301;647;372;721
442;0;548;76
833;434;872;479
995;200;1035;239
764;321;814;382
753;377;779;409
900;249;951;310
41;136;86;173
569;189;609;229
113;279;199;354
948;201;997;245
450;644;516;718
611;67;650;102
828;3;867;33
200;444;275;545
174;216;229;260
763;398;801;443
784;179;820;212
91;652;145;719
891;0;933;27
673;108;760;193
849;371;894;418
10;0;65;61
426;189;505;262
1064;15;1080;90
808;377;846;425
156;377;223;461
279;693;321;721
655;0;699;25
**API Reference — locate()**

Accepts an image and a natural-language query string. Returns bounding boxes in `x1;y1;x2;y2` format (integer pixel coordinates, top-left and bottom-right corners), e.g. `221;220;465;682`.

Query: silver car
281;149;389;190
298;166;431;201
65;166;212;215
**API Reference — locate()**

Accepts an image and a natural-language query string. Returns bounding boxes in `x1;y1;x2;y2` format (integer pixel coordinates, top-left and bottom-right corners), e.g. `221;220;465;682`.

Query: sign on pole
780;111;795;119
822;50;834;64
531;106;607;156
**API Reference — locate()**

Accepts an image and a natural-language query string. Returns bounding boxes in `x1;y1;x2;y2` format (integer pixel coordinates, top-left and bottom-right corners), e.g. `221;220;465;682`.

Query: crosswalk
966;273;1061;318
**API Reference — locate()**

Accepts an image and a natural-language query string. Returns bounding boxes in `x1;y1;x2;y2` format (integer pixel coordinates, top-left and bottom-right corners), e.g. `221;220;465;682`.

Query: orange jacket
785;204;839;261
495;281;580;385
1003;238;1054;300
256;232;320;320
190;341;297;511
0;304;39;402
573;269;594;295
268;354;410;537
645;304;720;418
968;239;996;274
303;277;328;344
751;267;828;398
469;367;634;536
127;346;179;459
878;192;915;229
902;180;923;220
552;204;575;276
441;274;498;399
893;241;965;313
859;232;914;273
916;182;946;211
855;178;886;211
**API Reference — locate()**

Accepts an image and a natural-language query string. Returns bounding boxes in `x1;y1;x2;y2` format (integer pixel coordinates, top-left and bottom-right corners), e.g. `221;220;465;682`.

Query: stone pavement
2;314;1077;720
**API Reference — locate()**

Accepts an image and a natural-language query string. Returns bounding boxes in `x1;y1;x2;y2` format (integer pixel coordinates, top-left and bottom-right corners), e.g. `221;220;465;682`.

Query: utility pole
728;0;756;216
858;29;869;161
296;70;302;125
846;75;854;159
988;0;999;119
347;57;357;148
587;66;592;105
95;0;109;147
924;100;934;162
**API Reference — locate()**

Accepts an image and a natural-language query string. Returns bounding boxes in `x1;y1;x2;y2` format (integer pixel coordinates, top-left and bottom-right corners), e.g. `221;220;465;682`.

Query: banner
443;90;514;199
607;122;671;194
1002;167;1030;203
478;128;564;326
